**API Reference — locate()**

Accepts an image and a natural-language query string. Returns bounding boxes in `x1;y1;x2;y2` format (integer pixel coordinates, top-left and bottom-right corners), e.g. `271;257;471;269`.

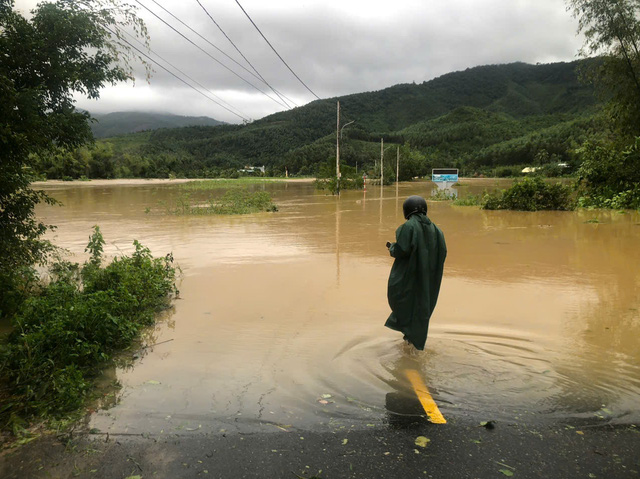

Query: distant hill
86;61;604;178
89;111;225;138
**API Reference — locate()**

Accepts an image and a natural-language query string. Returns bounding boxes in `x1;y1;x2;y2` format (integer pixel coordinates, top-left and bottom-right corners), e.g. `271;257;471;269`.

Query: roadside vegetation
0;227;177;433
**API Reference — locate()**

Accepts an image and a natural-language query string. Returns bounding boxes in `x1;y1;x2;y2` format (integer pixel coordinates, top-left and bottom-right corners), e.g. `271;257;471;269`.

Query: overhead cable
132;0;289;109
117;27;250;120
194;0;297;108
234;0;320;100
148;1;266;88
105;26;249;122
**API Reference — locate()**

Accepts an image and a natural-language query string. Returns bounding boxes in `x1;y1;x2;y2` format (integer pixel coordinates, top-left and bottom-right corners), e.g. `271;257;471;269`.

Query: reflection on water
34;179;640;433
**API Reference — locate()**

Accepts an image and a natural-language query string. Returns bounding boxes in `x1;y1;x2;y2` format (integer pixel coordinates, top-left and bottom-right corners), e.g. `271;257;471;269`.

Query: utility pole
336;101;340;195
396;146;400;183
380;138;384;186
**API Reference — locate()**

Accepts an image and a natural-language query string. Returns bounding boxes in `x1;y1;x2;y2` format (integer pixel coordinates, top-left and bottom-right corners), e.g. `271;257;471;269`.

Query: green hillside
89;111;225;138
40;61;604;179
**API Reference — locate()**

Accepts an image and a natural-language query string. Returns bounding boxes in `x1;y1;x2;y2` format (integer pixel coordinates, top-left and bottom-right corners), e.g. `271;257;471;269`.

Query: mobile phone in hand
386;242;391;248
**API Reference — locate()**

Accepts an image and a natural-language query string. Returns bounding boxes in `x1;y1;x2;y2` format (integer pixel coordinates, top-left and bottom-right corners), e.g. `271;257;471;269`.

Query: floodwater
34;179;640;435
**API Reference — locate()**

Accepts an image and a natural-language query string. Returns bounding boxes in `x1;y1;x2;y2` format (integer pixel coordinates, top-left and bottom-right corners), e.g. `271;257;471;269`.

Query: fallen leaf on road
414;436;430;448
342;439;348;445
499;470;514;476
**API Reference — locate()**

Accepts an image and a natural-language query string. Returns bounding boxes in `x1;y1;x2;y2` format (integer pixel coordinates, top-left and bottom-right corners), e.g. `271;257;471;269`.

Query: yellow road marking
405;369;447;424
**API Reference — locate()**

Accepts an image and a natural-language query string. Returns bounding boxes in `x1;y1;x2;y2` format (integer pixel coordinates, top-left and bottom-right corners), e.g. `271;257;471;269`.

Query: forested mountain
45;61;605;179
89;111;225;138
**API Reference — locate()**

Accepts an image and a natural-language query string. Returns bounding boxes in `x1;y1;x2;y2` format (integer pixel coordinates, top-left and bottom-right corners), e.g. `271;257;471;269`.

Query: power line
194;0;297;108
234;0;320;100
148;0;269;93
132;0;289;109
105;26;249;122
116;27;250;120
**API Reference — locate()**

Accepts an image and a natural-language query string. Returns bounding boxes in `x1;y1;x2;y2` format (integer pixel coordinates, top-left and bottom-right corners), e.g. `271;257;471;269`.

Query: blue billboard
432;168;459;182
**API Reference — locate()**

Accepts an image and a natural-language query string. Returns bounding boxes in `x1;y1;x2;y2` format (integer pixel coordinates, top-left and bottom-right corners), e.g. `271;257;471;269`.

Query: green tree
568;0;640;136
0;0;148;317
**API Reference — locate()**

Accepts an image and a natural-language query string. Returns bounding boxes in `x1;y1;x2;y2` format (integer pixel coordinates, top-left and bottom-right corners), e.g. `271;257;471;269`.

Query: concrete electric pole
380;138;384;186
336;101;340;194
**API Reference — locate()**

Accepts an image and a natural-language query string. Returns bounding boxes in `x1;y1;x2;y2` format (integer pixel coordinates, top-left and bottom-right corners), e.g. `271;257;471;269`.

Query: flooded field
34;179;640;435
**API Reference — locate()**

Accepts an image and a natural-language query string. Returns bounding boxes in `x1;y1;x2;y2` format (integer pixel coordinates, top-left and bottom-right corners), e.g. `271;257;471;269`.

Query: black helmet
403;195;427;219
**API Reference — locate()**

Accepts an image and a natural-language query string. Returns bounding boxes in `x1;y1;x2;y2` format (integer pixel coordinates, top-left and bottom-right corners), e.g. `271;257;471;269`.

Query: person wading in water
385;195;447;350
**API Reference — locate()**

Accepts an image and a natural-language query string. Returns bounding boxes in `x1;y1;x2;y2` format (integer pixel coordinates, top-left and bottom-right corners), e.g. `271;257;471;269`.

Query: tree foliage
569;0;640;136
574;139;640;208
0;0;148;317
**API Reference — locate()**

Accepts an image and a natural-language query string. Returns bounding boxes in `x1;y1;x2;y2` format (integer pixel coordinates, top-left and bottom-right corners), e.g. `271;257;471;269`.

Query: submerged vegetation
178;178;283;191
0;227;177;429
429;189;458;202
315;176;364;194
315;160;365;194
482;177;575;211
452;194;483;206
164;189;278;215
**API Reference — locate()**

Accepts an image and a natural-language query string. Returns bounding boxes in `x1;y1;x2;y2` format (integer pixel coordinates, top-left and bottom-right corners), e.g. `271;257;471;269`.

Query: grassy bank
0;227;177;437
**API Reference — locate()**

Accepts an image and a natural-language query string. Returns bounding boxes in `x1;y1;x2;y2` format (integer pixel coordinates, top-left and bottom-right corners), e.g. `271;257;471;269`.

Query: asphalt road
2;416;639;478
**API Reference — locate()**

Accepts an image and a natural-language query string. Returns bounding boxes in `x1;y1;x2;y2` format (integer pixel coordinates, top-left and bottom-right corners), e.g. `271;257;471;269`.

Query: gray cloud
16;0;584;123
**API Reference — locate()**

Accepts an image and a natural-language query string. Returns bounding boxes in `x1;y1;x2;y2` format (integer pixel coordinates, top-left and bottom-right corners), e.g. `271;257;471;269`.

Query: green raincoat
385;213;447;350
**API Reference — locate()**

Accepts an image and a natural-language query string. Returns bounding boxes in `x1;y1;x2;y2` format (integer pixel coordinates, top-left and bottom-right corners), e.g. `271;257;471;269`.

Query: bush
482;176;575;211
0;227;177;424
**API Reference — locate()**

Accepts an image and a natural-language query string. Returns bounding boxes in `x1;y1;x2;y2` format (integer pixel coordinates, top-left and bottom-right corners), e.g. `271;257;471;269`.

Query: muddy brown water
33;179;640;434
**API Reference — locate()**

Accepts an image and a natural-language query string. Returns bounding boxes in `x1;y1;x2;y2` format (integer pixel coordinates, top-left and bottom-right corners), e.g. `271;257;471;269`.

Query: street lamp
336;102;355;194
341;120;355;139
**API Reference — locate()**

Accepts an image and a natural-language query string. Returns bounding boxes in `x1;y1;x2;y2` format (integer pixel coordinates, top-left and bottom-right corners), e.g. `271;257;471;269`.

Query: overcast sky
15;0;584;123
